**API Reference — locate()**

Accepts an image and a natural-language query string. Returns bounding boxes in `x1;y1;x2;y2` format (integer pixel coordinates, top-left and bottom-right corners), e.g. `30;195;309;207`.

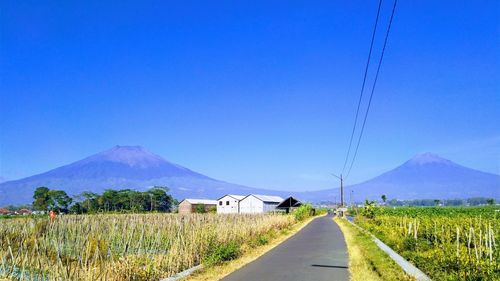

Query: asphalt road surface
221;214;349;281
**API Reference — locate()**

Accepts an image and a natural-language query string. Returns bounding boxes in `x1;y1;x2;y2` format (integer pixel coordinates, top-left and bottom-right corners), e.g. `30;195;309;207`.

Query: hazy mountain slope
1;148;498;206
310;153;500;201
0;146;287;206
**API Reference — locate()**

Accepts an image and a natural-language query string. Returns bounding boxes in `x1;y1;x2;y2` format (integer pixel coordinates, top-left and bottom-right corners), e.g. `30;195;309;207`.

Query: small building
0;208;10;215
178;199;217;214
217;194;245;214
239;194;284;214
18;208;32;215
276;196;302;214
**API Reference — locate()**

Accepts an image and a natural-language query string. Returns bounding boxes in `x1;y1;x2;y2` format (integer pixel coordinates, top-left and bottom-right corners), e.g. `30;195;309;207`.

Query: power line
345;0;398;179
341;0;384;175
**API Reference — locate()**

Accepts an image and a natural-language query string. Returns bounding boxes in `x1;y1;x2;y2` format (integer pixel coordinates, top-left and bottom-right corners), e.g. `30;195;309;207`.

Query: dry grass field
0;213;295;281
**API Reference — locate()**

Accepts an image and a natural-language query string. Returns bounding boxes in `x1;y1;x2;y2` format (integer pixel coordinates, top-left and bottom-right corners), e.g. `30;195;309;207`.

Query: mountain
0;146;287;206
308;153;500;202
0;148;499;206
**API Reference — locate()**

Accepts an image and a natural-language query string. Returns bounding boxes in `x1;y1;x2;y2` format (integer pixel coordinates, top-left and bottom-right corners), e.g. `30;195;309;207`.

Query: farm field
0;213;296;281
354;206;499;280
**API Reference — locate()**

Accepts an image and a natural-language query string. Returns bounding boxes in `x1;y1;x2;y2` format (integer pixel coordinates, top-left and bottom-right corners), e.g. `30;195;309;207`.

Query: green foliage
47;190;72;213
203;241;240;266
33;187;72;213
355;206;499;280
293;204;313;221
195;204;206;213
147;186;174;212
381;194;387;203
33;186;175;214
370;205;499;218
360;200;376;219
256;234;269;245
315;207;328;215
33;186;50;211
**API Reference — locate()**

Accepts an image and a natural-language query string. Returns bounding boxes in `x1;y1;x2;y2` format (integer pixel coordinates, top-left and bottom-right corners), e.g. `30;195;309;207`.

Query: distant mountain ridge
308;153;499;202
0;146;287;206
37;145;211;181
0;147;499;206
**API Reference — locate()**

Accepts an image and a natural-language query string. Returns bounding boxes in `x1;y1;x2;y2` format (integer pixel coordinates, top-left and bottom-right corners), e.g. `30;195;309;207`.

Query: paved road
222;214;349;281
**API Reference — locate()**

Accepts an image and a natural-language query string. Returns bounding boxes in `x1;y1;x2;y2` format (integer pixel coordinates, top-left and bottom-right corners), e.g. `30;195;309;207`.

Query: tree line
32;186;176;214
383;197;496;207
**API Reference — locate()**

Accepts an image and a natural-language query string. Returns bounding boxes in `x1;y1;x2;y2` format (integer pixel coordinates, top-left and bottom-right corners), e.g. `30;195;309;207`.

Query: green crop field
354;206;499;280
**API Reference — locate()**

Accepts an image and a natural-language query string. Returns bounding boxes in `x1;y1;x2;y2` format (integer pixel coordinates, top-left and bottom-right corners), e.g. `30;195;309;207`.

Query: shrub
203;241;240;266
361;200;377;219
294;204;313;221
195;204;206;213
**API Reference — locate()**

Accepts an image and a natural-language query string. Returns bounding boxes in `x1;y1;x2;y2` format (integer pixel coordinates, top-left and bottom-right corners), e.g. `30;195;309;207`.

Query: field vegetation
353;205;499;280
0;213;297;281
334;217;414;281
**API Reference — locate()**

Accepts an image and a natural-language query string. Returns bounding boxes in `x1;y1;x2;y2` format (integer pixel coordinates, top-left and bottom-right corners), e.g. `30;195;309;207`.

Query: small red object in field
49;210;57;222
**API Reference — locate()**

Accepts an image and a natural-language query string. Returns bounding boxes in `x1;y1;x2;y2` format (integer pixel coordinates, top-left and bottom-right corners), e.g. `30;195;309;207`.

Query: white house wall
217;196;240;214
239;196;264;214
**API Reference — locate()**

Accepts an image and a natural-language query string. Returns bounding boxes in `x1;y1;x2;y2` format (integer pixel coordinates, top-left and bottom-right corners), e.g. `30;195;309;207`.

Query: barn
239;194;284;214
276;196;302;213
217;194;245;214
178;199;217;214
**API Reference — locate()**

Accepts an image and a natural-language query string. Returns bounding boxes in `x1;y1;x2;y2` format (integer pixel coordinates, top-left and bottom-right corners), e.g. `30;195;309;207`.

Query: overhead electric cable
341;0;384;175
345;0;398;179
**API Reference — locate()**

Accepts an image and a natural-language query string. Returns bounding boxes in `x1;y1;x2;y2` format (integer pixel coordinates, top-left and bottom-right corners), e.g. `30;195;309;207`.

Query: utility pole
350;190;353;207
331;173;345;208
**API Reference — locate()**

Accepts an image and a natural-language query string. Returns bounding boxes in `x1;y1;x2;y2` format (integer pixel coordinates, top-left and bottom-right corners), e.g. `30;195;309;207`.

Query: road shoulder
334;217;415;281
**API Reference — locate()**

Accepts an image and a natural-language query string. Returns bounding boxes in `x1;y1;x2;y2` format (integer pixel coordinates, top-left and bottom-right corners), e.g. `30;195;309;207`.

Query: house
217;194;245;214
178;199;217;214
239;194;284;214
276;196;302;214
18;208;32;215
0;208;10;215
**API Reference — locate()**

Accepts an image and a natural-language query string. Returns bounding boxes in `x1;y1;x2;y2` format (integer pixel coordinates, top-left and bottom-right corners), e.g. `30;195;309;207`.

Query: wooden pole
340;174;344;208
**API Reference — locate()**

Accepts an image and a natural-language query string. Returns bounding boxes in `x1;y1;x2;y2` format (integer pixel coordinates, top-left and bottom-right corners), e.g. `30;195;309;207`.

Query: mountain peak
82;145;165;168
407;152;454;166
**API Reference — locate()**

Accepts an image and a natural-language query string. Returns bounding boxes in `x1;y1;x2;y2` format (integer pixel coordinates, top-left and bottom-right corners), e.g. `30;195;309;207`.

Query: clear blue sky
1;1;499;191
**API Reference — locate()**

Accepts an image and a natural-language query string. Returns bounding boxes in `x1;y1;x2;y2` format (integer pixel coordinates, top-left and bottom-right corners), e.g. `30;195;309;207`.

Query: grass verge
334;217;414;281
184;215;321;281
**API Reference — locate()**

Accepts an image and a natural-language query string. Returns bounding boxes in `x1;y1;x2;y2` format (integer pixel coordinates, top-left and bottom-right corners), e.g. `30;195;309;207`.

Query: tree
70;202;85;214
486;198;495;205
147;186;174;212
434;199;441;206
381;195;387;204
33;187;51;211
47;190;72;213
80;191;99;213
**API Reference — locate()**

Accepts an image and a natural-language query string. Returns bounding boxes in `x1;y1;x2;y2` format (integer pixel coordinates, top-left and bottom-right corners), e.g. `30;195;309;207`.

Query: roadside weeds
334;217;415;281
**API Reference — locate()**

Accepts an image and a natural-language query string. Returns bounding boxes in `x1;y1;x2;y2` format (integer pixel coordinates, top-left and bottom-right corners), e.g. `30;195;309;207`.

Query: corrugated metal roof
217;194;246;201
184;199;218;205
250;194;284;203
